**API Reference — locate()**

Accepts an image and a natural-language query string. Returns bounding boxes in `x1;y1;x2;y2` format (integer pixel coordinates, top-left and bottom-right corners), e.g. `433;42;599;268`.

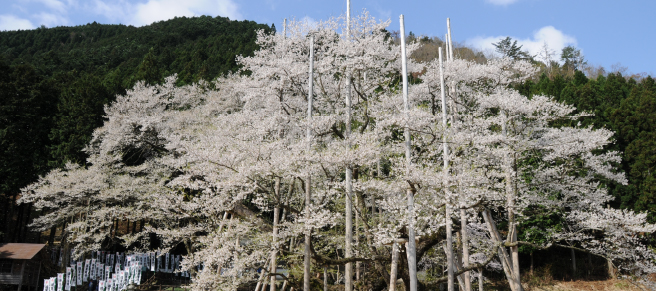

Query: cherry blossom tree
19;11;656;291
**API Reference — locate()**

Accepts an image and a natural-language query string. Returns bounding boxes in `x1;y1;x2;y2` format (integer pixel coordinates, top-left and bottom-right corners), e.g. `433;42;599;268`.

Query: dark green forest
0;15;272;243
517;71;656;222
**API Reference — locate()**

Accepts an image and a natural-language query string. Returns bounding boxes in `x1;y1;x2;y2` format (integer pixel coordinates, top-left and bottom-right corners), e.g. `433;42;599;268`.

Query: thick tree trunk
48;225;57;245
323;267;328;291
456;232;468;291
587;253;592;278
255;258;271;291
482;209;519;291
502;111;522;291
0;201;7;242
389;243;399;291
20;203;32;242
13;203;24;242
571;249;576;279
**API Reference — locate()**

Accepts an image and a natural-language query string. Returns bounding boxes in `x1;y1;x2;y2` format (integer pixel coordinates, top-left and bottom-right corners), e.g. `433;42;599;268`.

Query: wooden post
36;261;42;291
17;260;26;291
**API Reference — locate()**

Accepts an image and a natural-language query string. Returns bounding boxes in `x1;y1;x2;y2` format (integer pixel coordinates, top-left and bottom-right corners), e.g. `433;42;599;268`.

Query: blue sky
1;0;654;76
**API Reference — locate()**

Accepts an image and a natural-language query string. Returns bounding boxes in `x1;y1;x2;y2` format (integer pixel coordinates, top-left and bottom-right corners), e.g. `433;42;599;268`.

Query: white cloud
486;0;521;5
34;0;67;14
130;0;242;26
90;0;129;22
301;16;317;27
0;14;35;31
467;26;577;60
33;12;69;27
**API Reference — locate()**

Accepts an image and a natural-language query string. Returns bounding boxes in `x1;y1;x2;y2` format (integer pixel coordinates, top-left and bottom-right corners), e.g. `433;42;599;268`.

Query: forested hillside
0;16;272;243
517;71;656;223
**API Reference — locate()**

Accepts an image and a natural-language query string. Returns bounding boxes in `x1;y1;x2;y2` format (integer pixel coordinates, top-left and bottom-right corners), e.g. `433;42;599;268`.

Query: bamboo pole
303;35;314;291
447;18;454;61
399;14;417;291
270;178;281;291
344;2;354;290
439;47;455;291
461;208;471;291
445;34;450;62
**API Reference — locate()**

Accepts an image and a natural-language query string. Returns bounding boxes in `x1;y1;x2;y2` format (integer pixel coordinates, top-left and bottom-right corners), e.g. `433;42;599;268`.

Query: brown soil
527;279;648;291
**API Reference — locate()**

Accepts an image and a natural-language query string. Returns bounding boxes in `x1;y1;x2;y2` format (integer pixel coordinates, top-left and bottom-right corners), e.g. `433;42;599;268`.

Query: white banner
76;261;82;286
65;267;71;291
105;265;111;282
56;273;64;291
83;259;90;282
90;259;96;280
150;253;155;272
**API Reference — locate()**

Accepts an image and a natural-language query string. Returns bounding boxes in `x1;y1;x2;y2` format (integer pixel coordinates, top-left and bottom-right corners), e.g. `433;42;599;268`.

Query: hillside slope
0;16;271;243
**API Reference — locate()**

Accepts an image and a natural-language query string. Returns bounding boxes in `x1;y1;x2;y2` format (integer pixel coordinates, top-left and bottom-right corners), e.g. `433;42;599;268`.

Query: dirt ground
528;279;649;291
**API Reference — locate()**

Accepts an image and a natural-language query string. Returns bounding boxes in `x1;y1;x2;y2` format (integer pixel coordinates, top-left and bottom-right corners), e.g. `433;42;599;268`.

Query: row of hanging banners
44;251;189;291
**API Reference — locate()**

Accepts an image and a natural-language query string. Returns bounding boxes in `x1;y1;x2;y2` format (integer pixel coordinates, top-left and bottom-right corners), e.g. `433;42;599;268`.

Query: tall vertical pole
453;20;468;291
445;34;450;62
460;211;470;291
399;14;417;291
270;178;281;291
272;19;286;291
344;1;354;290
439;47;455;291
447;18;454;61
304;35;314;291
